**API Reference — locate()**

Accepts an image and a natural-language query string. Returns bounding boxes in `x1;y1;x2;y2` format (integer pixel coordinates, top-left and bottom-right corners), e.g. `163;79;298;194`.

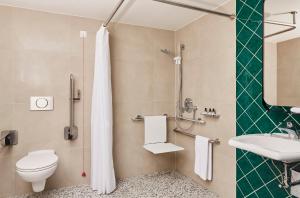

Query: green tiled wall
236;0;300;197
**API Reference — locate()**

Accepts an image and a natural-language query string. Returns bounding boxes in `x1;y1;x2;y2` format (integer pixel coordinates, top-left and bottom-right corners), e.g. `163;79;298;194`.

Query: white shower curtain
91;25;116;194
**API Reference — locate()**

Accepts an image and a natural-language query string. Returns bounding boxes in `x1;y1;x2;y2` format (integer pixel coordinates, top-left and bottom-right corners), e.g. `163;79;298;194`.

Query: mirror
264;0;300;106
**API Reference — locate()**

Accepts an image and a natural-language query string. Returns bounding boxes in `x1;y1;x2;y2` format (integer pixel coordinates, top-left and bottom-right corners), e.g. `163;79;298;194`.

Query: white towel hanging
194;135;212;181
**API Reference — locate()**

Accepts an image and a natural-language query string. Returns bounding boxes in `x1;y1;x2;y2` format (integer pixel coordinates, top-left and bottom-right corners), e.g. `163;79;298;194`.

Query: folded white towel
194;135;212;181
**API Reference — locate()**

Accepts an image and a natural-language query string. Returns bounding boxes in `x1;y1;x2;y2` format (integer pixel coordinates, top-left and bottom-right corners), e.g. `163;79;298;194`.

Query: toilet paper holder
0;130;18;146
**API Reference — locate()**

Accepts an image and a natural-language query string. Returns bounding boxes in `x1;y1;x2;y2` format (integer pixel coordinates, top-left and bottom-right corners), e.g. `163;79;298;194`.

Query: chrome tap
279;121;300;139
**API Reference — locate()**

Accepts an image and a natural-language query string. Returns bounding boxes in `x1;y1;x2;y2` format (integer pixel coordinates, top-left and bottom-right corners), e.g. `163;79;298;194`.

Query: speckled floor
12;171;218;198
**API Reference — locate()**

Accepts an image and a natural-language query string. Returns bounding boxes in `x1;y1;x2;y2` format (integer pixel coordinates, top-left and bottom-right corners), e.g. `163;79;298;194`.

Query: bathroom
0;0;300;197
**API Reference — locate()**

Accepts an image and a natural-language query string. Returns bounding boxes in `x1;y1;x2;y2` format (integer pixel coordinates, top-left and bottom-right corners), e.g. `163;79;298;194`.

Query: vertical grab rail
64;74;80;140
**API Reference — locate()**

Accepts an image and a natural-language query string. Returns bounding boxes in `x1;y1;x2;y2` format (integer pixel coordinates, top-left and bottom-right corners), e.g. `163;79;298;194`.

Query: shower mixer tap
183;98;198;113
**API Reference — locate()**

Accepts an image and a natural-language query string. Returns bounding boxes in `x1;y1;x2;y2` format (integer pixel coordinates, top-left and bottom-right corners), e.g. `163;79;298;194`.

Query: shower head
160;48;182;65
160;49;174;56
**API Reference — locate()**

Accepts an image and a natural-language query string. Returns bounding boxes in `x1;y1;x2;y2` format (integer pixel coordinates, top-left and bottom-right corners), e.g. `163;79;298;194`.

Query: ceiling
265;0;300;43
0;0;232;31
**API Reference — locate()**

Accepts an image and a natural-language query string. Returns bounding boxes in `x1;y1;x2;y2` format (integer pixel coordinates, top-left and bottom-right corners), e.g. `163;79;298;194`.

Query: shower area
161;44;204;133
105;0;236;196
0;0;236;197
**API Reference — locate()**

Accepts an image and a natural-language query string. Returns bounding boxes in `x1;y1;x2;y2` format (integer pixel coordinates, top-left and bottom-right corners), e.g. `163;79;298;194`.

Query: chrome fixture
131;114;205;124
103;0;235;28
161;49;169;54
176;115;205;124
103;0;125;27
183;98;198;113
160;44;186;117
131;114;145;121
176;44;185;117
278;121;300;139
160;49;174;56
265;11;297;38
278;128;299;139
170;44;203;129
278;163;300;189
1;130;18;146
152;0;235;19
173;128;220;144
131;114;172;121
64;74;80;140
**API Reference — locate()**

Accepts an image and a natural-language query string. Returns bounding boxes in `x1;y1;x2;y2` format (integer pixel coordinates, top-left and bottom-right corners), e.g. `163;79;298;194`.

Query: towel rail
131;114;173;121
173;128;220;144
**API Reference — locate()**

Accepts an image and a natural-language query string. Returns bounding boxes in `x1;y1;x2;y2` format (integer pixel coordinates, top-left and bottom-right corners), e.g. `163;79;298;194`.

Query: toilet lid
16;150;58;171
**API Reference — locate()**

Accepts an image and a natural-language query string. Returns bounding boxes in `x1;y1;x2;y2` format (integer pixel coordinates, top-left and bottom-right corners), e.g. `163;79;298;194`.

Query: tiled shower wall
236;0;300;197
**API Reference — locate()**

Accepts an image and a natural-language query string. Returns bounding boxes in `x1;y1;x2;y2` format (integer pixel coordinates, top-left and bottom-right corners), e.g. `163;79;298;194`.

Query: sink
229;133;300;163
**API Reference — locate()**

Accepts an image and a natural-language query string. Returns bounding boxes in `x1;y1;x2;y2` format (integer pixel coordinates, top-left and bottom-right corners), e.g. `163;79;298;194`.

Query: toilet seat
17;163;57;172
16;150;58;172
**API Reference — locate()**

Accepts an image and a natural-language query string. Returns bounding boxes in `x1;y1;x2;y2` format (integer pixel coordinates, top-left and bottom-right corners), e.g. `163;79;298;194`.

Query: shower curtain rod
103;0;235;27
264;11;297;38
152;0;235;19
103;0;125;27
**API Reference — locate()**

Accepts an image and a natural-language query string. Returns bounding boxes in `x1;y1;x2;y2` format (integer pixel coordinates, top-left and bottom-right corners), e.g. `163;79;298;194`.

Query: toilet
16;150;58;192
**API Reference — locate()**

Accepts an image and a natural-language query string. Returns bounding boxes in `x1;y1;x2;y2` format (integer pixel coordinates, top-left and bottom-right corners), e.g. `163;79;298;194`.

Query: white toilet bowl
16;150;58;192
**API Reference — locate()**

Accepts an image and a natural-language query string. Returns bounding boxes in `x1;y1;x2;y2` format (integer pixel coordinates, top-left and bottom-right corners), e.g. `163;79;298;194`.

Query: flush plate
30;96;54;111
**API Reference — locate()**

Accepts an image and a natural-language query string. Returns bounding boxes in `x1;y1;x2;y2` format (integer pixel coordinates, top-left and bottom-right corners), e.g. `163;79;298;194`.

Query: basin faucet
279;121;300;139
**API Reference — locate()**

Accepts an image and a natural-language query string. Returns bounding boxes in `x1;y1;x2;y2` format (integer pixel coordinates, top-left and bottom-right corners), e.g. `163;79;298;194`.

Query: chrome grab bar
131;114;173;121
64;74;80;140
130;115;217;143
131;114;205;124
176;115;205;124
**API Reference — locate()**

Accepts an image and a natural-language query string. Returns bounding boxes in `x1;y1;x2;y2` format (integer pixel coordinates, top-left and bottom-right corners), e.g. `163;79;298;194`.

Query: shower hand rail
64;74;80;140
176;115;205;124
131;114;205;124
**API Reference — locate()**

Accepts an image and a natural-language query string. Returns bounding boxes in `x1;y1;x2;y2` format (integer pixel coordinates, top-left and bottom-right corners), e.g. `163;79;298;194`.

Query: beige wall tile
0;6;13;50
0;156;15;197
109;24;155;62
11;8;71;52
13;50;70;103
0;104;14;134
0;50;14;105
111;59;154;103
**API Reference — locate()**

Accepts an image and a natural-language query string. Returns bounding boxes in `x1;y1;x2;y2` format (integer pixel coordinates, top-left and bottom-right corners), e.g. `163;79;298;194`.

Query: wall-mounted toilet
16;150;58;192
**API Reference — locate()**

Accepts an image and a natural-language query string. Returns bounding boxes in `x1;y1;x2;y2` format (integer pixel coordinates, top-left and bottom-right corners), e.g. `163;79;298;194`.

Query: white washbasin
229;133;300;163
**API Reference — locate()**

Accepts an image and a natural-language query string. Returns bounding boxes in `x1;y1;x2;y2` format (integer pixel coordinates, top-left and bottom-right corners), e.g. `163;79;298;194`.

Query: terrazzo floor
12;171;218;198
